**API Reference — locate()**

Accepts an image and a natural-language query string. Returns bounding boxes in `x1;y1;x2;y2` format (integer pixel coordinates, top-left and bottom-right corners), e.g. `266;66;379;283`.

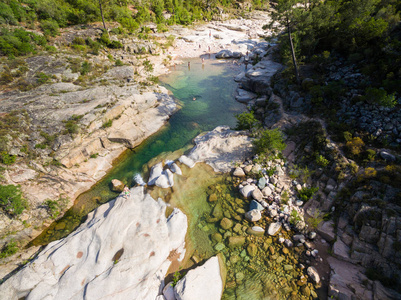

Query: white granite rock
307;266;320;284
155;169;174;188
233;167;246;177
0;187;187;300
267;222;281;236
262;186;272;197
187;126;252;173
245;209;262;222
148;162;164;185
178;155;196;168
240;185;256;198
174;256;224;300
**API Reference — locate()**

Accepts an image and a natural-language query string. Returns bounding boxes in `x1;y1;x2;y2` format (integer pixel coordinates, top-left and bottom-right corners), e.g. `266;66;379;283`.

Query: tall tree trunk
99;0;107;33
288;23;300;84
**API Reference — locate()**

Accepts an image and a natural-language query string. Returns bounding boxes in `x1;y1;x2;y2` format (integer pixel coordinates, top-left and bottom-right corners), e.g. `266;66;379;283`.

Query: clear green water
29;57;245;246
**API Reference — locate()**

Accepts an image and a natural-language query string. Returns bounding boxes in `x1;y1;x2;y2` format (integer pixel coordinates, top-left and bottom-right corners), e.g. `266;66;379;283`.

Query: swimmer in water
193;97;196;101
202;58;205;64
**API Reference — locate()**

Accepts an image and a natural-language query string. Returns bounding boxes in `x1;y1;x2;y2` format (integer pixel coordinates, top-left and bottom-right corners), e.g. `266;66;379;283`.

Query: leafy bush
0;28;47;57
346;137;365;156
36;72;51;84
0;151;16;165
115;59;124;66
0;240;18;258
307;209;323;229
40;19;59;36
253;128;286;155
315;155;329;167
143;59;154;72
0;184;26;216
0;2;18;25
72;37;85;45
364;87;397;108
45;199;60;219
235;111;259;130
298;186;319;202
80;61;91;75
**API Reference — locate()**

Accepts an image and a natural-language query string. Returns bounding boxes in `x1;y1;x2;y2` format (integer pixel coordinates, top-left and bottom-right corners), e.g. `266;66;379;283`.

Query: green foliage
235;111;259;130
0;28;47;57
143;59;154;72
45;199;60;219
36;72;51;84
80;61;92;75
253;128;286;155
115;59;124;66
102;119;113;128
90;153;98;159
0;240;19;259
298;186;318;202
0;184;27;216
0;151;16;165
289;209;302;225
172;271;184;286
40;19;60;36
346;137;365;157
315;155;329;167
63;114;82;135
307;209;323;229
363;87;397;108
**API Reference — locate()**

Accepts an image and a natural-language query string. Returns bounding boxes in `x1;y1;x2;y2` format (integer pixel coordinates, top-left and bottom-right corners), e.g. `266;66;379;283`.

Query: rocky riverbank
0;11;273;281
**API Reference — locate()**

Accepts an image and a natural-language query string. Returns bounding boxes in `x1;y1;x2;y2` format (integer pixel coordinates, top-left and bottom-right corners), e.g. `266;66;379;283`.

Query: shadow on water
28;57;245;247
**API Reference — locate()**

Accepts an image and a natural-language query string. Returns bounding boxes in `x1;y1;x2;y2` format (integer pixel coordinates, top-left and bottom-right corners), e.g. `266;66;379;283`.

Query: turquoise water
30;57;245;246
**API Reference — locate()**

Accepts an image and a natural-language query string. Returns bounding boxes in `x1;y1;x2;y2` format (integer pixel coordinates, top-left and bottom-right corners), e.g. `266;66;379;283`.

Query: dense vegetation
268;0;401;95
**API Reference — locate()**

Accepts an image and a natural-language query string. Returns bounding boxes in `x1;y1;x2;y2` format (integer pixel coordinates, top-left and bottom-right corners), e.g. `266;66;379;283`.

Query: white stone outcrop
174;256;224;300
0;187;187;300
186;126;252;173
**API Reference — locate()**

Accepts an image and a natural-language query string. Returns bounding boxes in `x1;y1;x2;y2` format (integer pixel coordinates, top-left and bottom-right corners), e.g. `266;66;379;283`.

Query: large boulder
174;256;225;300
148;162;164;185
187;126;252;173
240;185;256;198
0;187;187;300
215;50;233;59
111;179;125;192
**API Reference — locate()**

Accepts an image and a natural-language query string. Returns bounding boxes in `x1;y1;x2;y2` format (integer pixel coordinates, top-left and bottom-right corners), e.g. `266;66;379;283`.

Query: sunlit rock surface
187;126;253;172
174;256;225;300
0;187;187;300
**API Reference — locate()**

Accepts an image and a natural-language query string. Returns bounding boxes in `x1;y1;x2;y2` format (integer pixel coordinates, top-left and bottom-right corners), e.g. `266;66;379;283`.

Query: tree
267;0;305;84
98;0;107;32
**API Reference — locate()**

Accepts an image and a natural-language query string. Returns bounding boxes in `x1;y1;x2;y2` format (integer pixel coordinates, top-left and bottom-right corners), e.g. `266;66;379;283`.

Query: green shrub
65;120;79;134
253;128;286;155
115;59;124;66
40;19;59;36
0;151;16;165
0;184;26;216
307;209;323;229
0;240;18;259
157;23;168;32
34;143;47;149
80;61;91;75
316;155;329;167
143;59;154;72
45;199;60;219
36;72;51;84
346;137;365;156
235;111;259;130
108;40;123;49
0;28;47;57
86;38;101;55
298;186;319;202
364;87;397;108
72;36;85;45
102;119;113;128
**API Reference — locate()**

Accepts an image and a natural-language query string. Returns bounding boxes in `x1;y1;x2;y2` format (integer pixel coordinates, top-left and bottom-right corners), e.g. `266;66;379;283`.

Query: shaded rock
111;179;124;192
215;50;233;58
245;209;262;222
249;200;264;211
170;163;182;175
317;220;335;242
380;150;396;162
307;266;320;284
268;222;281;236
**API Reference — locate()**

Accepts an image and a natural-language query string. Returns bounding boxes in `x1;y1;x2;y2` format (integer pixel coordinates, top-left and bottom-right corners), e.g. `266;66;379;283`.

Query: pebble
309;232;317;239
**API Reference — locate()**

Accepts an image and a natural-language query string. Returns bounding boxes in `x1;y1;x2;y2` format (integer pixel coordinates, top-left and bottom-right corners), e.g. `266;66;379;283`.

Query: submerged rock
228;236;246;248
220;217;234;230
179;155;196;168
0;187;187;300
174;256;225;300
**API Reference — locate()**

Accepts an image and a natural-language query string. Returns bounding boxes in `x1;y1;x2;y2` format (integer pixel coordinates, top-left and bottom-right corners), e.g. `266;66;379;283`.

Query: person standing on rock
123;186;130;198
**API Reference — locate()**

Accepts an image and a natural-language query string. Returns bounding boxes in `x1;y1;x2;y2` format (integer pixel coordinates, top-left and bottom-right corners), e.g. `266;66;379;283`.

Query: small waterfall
133;173;146;186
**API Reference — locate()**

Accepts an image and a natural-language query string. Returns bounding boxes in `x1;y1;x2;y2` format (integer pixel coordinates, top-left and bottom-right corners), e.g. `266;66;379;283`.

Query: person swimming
193;97;196;101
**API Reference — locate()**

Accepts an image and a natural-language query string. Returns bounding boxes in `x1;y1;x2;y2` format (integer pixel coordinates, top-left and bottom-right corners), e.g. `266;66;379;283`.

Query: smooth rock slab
0;187;187;300
178;155;196;168
174;256;224;300
170;163;182;175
